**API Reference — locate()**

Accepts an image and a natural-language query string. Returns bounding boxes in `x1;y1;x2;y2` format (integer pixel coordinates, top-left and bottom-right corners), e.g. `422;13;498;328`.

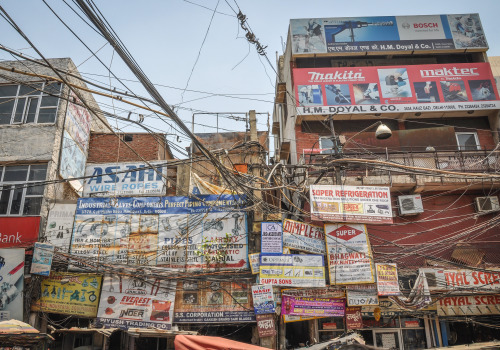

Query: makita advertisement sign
83;161;167;197
294;62;500;115
290;14;487;55
0;217;40;248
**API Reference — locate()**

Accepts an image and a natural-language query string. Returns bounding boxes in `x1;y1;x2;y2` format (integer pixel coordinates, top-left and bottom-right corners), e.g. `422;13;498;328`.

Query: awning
52;327;120;337
0;319;53;347
174;335;269;350
127;328;197;338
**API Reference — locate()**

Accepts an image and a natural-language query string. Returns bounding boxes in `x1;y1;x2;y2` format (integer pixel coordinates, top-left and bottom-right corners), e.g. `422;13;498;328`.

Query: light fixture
425;146;436;152
375;123;392;140
467;110;474;115
415;112;422;117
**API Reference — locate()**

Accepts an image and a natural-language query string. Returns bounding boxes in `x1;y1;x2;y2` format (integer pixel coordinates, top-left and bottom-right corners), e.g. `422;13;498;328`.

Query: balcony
304;149;500;192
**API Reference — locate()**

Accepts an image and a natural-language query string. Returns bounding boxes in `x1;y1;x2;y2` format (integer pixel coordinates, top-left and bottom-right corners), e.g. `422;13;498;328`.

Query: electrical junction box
398;195;424;216
475;196;500;213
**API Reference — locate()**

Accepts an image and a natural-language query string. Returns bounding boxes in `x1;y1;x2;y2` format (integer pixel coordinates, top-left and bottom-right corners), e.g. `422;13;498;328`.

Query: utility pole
328;114;342;185
250;110;263;221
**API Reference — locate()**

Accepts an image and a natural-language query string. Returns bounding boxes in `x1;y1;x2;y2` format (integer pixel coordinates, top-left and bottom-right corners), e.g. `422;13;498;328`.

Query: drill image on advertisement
326;20;394;42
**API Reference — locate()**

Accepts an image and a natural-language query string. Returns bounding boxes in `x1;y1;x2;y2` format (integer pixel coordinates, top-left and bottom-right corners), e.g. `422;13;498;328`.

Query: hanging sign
283;219;326;254
376;263;401;296
30;243;54;276
249;253;260;274
256;314;277;337
259;254;326;287
325;223;375;285
345;306;363;330
252;285;276;315
347;284;379;306
261;222;283;254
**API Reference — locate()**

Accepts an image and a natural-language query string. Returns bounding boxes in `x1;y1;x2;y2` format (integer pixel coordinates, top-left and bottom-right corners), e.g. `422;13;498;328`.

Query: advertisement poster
0;249;24;321
30;243;54;276
174;280;255;323
281;295;345;317
290;14;487;55
256;314;276;337
283;219;326;254
376;263;401;296
259;254;326;287
44;203;76;252
60;130;86;188
65;92;92;152
346;307;363;330
294;62;500;115
361;298;436;317
310;185;393;224
419;268;500;292
34;272;102;317
83;162;168;197
347;284;379;306
249;253;260;274
282;286;345;299
96;274;176;330
437;295;500;316
0;217;40;248
261;222;283;254
325;223;375;285
70;195;248;270
251;285;275;314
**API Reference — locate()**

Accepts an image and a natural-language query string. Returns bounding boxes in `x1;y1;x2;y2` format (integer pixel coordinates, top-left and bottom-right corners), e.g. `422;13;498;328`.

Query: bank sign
83;162;167;197
294;63;500;115
290;14;487;55
0;217;40;248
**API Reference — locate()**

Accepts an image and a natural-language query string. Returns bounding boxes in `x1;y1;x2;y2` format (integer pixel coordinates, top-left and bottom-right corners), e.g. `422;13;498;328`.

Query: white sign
31;243;54;276
261;222;283;254
252;285;276;314
0;249;24;321
420;268;500;292
44;203;76;253
437;295;500;316
347;284;379;306
283;219;325;254
259;254;326;287
310;185;393;224
325;223;375;285
249;253;260;274
83;162;167;197
376;263;401;296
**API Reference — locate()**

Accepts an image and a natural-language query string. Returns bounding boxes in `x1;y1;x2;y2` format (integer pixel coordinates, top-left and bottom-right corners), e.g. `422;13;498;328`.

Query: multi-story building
273;14;500;348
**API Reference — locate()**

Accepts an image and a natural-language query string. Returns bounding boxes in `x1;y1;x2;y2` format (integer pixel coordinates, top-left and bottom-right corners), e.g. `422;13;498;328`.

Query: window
0;164;47;216
455;132;480;150
319;136;340;154
0;82;62;125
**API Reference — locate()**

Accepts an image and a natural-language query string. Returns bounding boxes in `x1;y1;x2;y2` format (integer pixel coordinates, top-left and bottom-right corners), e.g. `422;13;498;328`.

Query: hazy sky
1;0;499;156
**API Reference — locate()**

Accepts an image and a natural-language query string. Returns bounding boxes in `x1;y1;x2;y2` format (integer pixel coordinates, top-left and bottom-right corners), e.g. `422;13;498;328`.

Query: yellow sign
32;272;102;317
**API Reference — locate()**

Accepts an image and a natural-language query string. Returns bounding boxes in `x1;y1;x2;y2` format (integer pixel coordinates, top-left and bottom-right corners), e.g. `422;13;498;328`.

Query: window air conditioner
398;195;424;216
475;196;500;213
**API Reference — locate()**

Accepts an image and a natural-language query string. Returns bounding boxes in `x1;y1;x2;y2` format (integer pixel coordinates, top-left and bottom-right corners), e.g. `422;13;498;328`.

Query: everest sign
0;217;40;248
294;62;500;115
325;223;374;285
310;185;392;224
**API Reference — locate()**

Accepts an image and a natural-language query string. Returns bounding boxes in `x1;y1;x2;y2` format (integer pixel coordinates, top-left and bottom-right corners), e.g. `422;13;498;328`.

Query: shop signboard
294;62;500;115
256;314;276;337
0;249;24;321
174;280;255;323
96;274;176;330
325;223;375;285
33;272;102;317
376;263;401;296
83;162;168;197
44;203;76;252
310;185;393;224
345;306;363;330
282;219;326;254
251;285;275;314
347;284;379;306
437;295;500;316
282;286;345;299
281;295;345;317
290;14;487;55
259;254;326;287
30;243;54;276
420;268;500;292
70;195;248;270
261;222;283;254
283;315;322;323
362;298;436;317
0;217;40;248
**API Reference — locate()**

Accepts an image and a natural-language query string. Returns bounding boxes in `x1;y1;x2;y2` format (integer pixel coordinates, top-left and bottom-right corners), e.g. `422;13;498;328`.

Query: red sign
256;314;276;338
0;217;40;248
323;322;337;330
294;63;500;115
328;225;363;241
345;307;363;330
405;321;420;328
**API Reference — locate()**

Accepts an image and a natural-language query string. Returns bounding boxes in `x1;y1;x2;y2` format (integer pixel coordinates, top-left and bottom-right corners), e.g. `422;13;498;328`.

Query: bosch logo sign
413;23;439;28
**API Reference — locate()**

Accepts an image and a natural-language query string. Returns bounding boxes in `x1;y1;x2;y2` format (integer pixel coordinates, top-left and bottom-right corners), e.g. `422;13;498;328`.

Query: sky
1;0;499;157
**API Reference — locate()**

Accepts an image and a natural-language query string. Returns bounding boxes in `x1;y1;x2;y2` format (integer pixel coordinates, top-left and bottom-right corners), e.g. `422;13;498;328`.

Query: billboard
259;254;326;287
33;272;102;317
96;274;176;330
44;203;76;253
70;195;248;270
325;223;375;285
83;162;168;197
282;219;325;254
0;249;24;321
281;295;345;317
174;280;255;323
310;185;393;224
290;14;487;55
0;217;40;248
295;63;500;115
376;263;401;296
65;92;92;152
420;268;500;292
60;130;86;188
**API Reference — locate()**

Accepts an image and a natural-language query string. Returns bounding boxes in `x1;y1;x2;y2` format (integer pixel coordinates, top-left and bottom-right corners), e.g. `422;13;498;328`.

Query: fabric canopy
175;335;269;350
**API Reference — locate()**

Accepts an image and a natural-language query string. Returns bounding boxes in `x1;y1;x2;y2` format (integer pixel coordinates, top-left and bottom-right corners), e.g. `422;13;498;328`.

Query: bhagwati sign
294;63;500;115
310;185;392;224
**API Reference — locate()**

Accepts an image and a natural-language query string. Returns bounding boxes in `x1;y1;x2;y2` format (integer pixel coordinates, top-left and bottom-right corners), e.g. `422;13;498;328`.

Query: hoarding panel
295;63;500;115
0;249;24;321
60;130;86;187
65;92;92;152
259;254;326;287
282;219;326;254
281;295;345;317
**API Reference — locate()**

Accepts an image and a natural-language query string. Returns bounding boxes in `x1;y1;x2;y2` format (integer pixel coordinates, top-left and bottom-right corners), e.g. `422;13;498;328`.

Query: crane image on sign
326;20;394;43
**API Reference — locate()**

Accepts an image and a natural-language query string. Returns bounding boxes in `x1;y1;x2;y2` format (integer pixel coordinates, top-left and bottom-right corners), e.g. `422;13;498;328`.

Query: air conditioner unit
475;196;500;213
398;195;424;216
